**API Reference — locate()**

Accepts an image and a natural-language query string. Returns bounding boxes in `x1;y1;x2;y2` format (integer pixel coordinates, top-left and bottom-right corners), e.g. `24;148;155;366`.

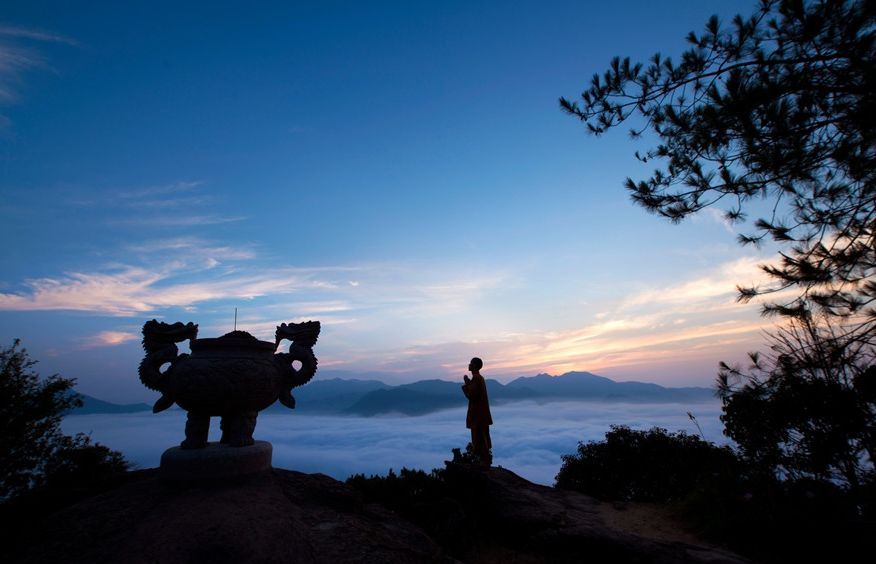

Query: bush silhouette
347;444;491;556
0;340;128;503
555;425;741;502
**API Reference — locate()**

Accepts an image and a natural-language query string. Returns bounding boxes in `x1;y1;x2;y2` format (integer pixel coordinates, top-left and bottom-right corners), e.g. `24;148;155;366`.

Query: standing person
462;357;493;466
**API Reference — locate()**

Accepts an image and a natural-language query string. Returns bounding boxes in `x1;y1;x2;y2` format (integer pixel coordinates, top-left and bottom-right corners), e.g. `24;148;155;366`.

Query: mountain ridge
68;394;152;415
70;371;715;416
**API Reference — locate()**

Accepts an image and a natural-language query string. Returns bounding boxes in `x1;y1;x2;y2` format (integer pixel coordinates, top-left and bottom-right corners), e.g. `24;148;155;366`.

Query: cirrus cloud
80;330;139;349
0;24;76;119
0;265;346;316
1;251;775;386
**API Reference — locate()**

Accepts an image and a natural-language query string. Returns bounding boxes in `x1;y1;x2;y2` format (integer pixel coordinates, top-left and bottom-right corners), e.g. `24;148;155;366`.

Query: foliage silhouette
562;0;875;516
556;424;873;562
561;0;875;334
0;340;128;503
718;315;875;490
347;445;483;557
555;425;740;502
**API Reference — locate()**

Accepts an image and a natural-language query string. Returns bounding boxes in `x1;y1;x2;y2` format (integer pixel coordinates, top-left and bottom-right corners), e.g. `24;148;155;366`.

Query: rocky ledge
440;463;747;563
4;465;746;563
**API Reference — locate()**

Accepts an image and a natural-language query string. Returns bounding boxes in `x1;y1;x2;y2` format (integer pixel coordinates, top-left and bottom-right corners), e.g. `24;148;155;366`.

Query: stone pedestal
160;441;272;482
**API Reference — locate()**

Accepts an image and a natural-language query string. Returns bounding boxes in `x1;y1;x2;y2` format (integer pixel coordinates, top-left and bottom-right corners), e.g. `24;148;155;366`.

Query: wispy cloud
80;330;139;349
0;26;78;46
1;250;774;384
0;41;42;102
126;237;257;261
0;265;255;315
0;259;499;321
691;207;739;235
339;316;765;384
67;180;248;228
621;257;766;310
213;315;359;343
70;181;205;207
314;256;775;382
0;24;75;114
114;180;203;200
118;196;217;210
110;214;247;227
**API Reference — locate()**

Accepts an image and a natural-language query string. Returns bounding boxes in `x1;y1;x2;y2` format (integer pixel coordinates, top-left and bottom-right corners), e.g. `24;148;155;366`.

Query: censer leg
243;411;258;445
219;415;230;444
181;412;210;449
219;412;257;447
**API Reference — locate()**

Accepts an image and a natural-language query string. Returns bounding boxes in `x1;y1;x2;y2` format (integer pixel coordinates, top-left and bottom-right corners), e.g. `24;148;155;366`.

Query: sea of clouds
62;400;726;485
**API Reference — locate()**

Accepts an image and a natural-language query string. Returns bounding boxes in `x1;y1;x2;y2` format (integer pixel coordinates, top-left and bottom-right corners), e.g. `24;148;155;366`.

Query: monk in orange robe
462;357;492;466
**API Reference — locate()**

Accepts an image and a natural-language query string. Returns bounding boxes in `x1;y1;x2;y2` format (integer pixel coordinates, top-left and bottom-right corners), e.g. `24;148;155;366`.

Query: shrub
0;340;128;503
347;464;475;555
554;425;741;502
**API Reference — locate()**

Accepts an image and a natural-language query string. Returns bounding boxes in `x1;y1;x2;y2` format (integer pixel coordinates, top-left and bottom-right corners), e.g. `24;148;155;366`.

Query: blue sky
0;1;779;402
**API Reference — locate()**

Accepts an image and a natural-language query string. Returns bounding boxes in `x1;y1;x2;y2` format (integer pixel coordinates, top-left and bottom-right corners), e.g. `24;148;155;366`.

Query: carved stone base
160;441;272;482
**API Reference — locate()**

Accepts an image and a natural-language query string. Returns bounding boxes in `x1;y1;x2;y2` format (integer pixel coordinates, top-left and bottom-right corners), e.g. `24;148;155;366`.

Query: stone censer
138;319;320;479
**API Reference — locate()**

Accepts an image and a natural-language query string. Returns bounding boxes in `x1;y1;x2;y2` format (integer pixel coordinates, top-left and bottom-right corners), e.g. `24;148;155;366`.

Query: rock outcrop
442;463;747;563
5;465;747;563
8;469;444;564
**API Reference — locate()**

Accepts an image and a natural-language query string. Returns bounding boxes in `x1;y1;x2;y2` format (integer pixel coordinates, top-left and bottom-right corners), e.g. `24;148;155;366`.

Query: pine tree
561;0;875;343
562;0;875;491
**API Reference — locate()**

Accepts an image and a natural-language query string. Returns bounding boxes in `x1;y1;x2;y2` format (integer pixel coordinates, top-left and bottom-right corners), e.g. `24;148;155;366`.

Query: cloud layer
62;399;726;485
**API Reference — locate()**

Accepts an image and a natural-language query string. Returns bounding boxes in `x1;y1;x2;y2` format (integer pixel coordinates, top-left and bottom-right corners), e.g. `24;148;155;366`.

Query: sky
0;0;780;403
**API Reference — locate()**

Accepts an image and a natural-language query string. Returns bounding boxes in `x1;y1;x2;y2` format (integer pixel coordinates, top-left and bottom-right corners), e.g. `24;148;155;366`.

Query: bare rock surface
445;464;748;564
9;468;446;564
5;464;748;563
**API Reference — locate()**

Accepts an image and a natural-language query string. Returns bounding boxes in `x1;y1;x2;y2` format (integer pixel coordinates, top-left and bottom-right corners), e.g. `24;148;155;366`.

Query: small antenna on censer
234;307;238;331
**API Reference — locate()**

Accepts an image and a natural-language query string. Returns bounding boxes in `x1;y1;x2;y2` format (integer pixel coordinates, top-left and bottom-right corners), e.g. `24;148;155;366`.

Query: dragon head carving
142;320;199;353
275;320;320;349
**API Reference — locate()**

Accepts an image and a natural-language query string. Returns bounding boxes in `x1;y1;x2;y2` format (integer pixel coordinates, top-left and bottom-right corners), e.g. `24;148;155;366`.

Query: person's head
469;357;483;373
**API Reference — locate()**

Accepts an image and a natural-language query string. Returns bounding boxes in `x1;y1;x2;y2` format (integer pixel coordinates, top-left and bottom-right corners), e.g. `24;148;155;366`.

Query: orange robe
462;374;492;463
462;374;493;428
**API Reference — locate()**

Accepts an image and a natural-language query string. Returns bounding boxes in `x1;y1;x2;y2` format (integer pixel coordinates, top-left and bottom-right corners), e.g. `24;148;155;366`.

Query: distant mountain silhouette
343;371;713;416
346;387;461;416
67;372;714;417
506;371;715;402
344;378;540;416
71;394;152;414
264;378;390;413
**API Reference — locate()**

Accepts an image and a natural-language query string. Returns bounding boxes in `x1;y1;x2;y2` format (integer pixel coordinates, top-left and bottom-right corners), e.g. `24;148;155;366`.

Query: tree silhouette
0;340;127;502
718;315;875;489
561;0;875;341
562;0;875;495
